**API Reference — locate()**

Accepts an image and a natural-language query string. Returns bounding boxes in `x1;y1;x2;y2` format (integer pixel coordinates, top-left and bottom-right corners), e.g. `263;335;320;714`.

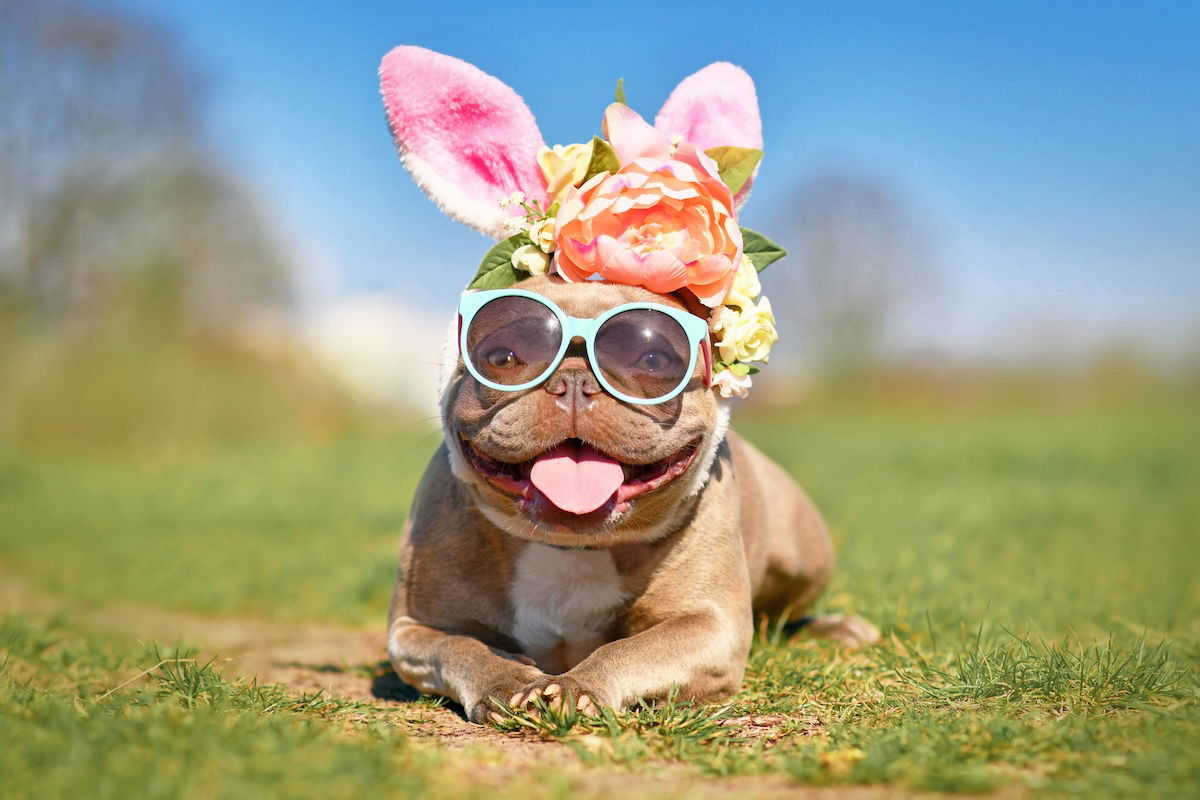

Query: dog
378;47;877;722
386;276;877;723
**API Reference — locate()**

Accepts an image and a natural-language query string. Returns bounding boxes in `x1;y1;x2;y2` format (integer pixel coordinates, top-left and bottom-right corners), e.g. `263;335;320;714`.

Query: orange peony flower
552;104;742;307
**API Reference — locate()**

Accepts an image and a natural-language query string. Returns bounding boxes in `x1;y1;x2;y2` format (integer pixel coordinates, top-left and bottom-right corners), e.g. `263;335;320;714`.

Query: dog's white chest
510;544;627;672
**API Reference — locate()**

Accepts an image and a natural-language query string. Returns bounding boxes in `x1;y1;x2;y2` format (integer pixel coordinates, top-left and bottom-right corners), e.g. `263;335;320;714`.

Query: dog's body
387;277;875;722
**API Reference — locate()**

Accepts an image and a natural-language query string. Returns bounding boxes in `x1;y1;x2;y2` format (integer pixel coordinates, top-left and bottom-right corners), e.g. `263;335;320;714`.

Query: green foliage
739;228;787;272
468;234;529;290
614;78;626;105
581;135;620;183
0;321;364;452
703;146;762;196
713;360;759;377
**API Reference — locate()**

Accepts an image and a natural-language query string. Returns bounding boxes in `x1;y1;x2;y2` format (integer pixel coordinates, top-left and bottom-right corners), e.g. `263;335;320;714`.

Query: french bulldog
386;275;878;723
377;47;877;722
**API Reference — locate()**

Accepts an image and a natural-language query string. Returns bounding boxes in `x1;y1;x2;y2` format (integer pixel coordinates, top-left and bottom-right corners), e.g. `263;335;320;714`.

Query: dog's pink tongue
529;442;625;515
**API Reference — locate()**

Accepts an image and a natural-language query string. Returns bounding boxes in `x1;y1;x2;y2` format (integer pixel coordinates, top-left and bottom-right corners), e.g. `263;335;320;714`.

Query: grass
1;328;1198;796
0;615;487;800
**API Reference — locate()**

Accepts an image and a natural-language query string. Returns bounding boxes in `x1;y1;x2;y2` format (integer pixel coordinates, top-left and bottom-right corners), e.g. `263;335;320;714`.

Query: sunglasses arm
702;338;713;388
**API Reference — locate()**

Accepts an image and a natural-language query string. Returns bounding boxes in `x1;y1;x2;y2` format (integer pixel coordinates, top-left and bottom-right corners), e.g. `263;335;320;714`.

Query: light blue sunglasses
458;288;712;406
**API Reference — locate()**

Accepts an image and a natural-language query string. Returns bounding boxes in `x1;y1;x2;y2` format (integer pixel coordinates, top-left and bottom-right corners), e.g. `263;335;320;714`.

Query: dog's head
441;275;729;548
380;48;773;545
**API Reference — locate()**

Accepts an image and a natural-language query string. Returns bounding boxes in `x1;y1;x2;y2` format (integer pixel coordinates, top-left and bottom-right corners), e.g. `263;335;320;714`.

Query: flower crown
380;47;787;398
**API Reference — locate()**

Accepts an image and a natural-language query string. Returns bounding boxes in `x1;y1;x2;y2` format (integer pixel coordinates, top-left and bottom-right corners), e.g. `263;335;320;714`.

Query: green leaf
727;362;751;377
581;136;620;183
704;146;762;195
720;362;761;377
614;78;626;105
740;228;787;273
467;234;528;290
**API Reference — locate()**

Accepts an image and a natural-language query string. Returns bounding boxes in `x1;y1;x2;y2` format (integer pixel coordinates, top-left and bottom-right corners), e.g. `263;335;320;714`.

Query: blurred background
0;0;1196;630
3;0;1197;425
2;6;1197;793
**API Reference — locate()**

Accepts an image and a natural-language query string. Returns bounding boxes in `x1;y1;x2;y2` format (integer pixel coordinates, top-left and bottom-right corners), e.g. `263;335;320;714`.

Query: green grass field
1;332;1197;797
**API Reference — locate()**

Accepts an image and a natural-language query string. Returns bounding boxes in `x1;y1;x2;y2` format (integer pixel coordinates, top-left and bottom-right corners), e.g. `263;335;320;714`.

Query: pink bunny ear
655;63;763;209
380;46;549;238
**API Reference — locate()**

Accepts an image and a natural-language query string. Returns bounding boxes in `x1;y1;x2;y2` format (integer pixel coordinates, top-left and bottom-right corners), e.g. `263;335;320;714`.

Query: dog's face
442;275;726;548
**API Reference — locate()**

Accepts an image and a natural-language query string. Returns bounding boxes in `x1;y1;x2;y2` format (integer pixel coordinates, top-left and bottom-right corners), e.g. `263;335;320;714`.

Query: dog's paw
466;667;546;724
468;684;531;725
806;614;880;648
505;676;602;719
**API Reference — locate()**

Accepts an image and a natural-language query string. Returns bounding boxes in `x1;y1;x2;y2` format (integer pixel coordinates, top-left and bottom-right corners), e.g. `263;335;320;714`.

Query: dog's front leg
507;609;752;713
388;616;547;723
573;610;752;708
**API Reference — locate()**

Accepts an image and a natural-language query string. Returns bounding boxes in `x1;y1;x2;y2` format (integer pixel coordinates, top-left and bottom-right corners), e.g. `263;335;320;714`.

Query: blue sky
120;0;1199;360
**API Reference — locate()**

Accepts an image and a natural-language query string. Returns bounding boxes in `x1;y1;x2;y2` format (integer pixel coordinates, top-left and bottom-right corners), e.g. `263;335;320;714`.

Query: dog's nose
545;365;602;410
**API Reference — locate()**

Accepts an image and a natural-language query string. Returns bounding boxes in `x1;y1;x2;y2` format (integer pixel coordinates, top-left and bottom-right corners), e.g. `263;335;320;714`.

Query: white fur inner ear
380;46;550;238
655;61;762;209
397;149;513;238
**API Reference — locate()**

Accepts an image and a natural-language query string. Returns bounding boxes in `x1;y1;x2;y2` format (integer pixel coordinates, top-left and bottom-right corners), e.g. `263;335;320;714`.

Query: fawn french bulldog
388;276;876;722
378;47;877;722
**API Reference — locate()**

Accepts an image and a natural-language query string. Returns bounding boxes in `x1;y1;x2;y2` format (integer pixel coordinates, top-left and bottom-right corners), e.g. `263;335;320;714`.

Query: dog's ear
655;63;762;209
380;46;550;238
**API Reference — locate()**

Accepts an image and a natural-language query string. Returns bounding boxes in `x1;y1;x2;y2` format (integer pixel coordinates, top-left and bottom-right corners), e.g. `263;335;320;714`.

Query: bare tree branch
0;0;287;324
769;173;938;375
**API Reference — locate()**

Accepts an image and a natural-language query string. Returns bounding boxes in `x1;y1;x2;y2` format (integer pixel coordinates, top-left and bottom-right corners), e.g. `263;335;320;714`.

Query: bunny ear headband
380;45;786;398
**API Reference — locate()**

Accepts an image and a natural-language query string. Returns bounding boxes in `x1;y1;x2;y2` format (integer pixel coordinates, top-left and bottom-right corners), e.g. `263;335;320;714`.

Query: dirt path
0;574;513;745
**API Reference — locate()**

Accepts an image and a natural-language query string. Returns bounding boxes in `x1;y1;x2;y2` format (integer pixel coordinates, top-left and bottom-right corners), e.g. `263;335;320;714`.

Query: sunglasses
458;289;712;405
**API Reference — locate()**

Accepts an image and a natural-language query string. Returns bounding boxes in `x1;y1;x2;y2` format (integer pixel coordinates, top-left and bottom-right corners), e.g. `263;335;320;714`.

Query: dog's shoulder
725;428;796;496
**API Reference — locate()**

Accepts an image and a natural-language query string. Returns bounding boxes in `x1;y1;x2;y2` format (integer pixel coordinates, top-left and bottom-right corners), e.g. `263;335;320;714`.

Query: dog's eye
634;350;674;372
485;348;521;368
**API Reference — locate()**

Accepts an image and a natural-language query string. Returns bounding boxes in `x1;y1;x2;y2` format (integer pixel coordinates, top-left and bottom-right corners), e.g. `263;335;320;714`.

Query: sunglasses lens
465;296;562;386
594;309;694;401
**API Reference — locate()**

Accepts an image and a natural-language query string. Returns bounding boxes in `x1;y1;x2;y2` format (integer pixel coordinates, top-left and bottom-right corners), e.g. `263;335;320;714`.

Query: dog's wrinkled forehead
509;275;691;319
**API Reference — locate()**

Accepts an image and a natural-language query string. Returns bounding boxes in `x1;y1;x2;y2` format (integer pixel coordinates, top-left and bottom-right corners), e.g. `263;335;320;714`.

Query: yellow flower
710;296;778;363
820;748;867;778
724;258;762;309
510;243;550;275
527;217;556;253
537;142;593;206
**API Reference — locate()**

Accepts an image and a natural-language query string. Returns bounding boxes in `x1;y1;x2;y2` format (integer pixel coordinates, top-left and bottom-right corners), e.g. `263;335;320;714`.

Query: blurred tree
767;173;936;377
0;0;289;325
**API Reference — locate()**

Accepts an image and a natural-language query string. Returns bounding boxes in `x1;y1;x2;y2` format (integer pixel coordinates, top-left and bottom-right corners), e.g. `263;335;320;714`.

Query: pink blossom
552;104;742;307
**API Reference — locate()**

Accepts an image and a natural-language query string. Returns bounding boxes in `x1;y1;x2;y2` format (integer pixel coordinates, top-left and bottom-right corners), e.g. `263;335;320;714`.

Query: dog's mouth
460;436;700;519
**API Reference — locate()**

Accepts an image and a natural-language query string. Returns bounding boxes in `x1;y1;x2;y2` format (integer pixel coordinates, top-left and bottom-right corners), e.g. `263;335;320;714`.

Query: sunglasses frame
458;288;712;406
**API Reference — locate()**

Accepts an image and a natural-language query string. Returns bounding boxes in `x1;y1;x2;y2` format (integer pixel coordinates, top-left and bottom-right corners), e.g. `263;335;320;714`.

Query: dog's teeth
542;683;561;697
